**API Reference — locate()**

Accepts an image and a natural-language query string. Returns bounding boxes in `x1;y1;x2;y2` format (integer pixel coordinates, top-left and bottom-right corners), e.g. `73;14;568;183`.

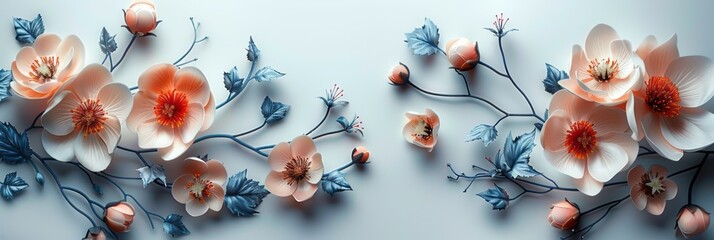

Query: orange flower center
412;119;434;144
154;90;189;128
283;156;311;186
587;58;619;82
29;56;60;83
639;171;666;197
185;173;214;203
645;76;681;117
565;120;598;160
71;99;108;136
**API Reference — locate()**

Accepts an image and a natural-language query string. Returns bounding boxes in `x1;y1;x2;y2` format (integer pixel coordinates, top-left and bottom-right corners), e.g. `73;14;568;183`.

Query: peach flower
127;64;215;160
171;157;227;217
445;37;479;71
403;108;439;152
41;64;132;172
559;24;642;106
627;165;677;215
124;0;158;36
388;63;410;85
547;199;580;230
104;201;135;232
626;36;714;161
351;146;370;164
676;205;711;238
11;33;85;100
541;91;638;196
265;135;324;202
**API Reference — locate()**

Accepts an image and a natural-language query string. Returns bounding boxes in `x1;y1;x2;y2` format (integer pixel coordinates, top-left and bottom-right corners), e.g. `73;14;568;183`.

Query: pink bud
104;201;136;233
547;199;580;230
388;63;410;85
351;146;370;164
445;38;479;71
676;205;710;238
124;0;158;35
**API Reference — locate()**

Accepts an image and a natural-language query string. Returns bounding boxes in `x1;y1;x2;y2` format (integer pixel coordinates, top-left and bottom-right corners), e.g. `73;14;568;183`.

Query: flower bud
351;146;370;164
104;201;135;232
83;227;106;240
547;198;580;230
676;205;710;238
445;38;479;71
388;63;410;85
124;0;158;35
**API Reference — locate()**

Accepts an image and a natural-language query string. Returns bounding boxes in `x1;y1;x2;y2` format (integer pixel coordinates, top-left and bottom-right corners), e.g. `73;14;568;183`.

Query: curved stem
215;53;258;110
688;153;708;204
408;81;508;115
564;195;629;239
306;107;332;135
61;186;105;219
312;129;346;140
173;17;207;66
498;36;536;115
233;121;267;137
215;93;236;110
110;35;137;72
454;69;471;95
193;134;268;157
477;61;508;78
24;112;43;132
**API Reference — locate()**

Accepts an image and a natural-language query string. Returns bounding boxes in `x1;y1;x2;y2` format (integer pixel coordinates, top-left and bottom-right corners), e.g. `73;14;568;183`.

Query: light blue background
1;0;713;239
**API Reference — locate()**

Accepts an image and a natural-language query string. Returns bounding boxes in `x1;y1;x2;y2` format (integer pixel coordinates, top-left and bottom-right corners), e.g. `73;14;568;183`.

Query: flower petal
645;34;679;77
666;56;714;108
588;105;629;134
204;160;227;186
424;108;440;127
645;195;666;215
181;157;207;175
185;199;209;217
171;175;193;204
587;138;629;183
97;83;133;121
544;148;584;179
42;131;77;162
178;103;204;144
174;67;211;105
98;115;121;154
138;64;176;98
70;64;112;100
630;184;648;211
207;185;225;211
55;35;85;80
662;179;678;200
42;91;79;136
292;181;318;202
627;165;645;187
569;45;591;84
585;24;619;61
158;138;192;160
13;47;39;77
291;135;316;159
137;121;174;149
548;89;597;121
575;172;604;196
636;35;657;61
265;171;296;197
201;95;215;132
610;40;634;78
306;153;324;184
268;142;292;172
127;91;157;133
540;110;569;152
642;114;683;161
660;108;714;151
626;93;648;141
74;133;112;172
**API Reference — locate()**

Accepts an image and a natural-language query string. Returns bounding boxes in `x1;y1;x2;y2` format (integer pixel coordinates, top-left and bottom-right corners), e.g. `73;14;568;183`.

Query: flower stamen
645;76;681;117
154;90;189;128
71;99;108;136
185;173;214;203
412;119;433;144
565;120;598;160
283;156;311;186
29;56;60;83
639;171;666;197
587;58;619;82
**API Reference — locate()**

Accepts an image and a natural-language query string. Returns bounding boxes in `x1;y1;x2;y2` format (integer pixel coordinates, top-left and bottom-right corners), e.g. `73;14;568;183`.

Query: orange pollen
185;173;214;203
645;76;681;118
565;120;598;160
587;58;619;82
29;56;60;83
411;119;433;144
282;156;311;186
71;99;108;136
154;90;189;128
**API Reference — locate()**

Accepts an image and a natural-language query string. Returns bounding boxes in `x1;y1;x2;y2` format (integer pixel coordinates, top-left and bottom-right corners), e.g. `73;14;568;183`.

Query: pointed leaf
224;169;269;216
260;96;290;124
465;124;498;147
321;171;352;195
223;66;244;94
99;27;117;54
405;18;441;55
477;184;509;210
13;14;44;44
0;122;32;165
0;70;12;103
498;129;539;178
163;214;190;237
246;36;260;62
137;165;167;188
1;172;28;200
543;63;568;94
336;116;351;130
252;67;284;82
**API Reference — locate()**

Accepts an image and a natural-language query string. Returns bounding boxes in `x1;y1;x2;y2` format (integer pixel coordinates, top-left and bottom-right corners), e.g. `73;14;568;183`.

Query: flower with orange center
11;33;85;100
40;64;132;172
403;108;440;152
627;35;714;161
627;165;677;215
265;135;324;202
541;91;638;196
559;24;643;106
127;64;215;160
171;157;227;217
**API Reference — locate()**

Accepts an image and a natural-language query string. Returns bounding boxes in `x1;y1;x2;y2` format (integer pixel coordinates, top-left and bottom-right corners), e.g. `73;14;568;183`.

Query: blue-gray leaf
336;116;350;130
260;96;290;124
224;169;269;216
137;165;167;188
246;36;260;62
543;63;568;94
252;67;284;82
498;129;539;179
477;184;509;210
1;172;28;200
223;66;244;94
465;124;498;147
13;14;44;44
99;27;117;54
163;214;190;237
321;171;352;195
405;18;441;55
0;122;32;165
0;69;12;103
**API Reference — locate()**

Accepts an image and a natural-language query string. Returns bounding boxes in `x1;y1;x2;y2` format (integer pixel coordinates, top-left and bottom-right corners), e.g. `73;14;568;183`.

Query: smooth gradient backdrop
1;0;713;239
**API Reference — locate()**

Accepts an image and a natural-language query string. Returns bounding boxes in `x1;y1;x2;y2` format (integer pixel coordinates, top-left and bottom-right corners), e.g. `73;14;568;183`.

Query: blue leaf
223;66;245;94
0;69;12;103
137;165;167;188
260;96;290;124
99;27;117;55
0;122;32;165
543;63;568;94
320;171;352;195
465;124;498;147
246;36;260;62
13;14;44;44
336;116;350;130
497;129;539;179
163;214;190;237
35;172;44;186
1;172;28;200
405;18;441;55
252;67;284;82
477;184;509;210
224;169;269;216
